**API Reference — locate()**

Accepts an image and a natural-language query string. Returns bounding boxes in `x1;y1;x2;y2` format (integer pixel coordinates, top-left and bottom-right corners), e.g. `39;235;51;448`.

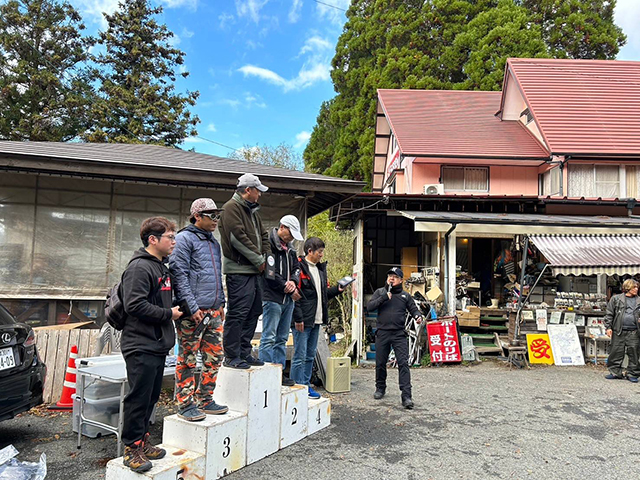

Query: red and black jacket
292;257;341;329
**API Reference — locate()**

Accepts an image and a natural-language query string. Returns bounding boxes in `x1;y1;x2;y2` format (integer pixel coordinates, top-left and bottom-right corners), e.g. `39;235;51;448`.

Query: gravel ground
2;360;638;480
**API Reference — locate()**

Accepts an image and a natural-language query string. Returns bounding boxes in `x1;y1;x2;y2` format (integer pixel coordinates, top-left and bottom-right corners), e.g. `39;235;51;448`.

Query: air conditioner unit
423;183;444;195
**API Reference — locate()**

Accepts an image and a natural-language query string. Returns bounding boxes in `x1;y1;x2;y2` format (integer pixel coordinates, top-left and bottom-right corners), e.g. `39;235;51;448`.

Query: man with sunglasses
170;198;228;421
219;173;271;369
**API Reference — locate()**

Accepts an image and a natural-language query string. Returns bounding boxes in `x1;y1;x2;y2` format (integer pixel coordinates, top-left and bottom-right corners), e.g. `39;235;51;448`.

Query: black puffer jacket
121;248;175;357
292;257;341;328
367;283;421;331
263;228;301;304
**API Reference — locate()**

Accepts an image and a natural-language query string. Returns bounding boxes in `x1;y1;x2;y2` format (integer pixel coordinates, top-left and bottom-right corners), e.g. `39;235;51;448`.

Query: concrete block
307;397;331;435
106;445;204;480
279;385;308;448
162;412;247;479
215;363;282;464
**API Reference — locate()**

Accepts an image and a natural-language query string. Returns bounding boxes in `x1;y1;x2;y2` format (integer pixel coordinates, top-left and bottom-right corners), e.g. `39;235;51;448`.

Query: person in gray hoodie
604;278;640;382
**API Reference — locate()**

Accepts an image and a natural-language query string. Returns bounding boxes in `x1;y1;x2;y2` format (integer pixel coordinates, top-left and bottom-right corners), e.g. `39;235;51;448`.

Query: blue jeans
290;324;320;386
258;298;294;367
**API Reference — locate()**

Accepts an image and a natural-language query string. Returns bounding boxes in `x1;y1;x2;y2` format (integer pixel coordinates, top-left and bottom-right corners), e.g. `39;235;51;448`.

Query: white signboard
548;324;585;366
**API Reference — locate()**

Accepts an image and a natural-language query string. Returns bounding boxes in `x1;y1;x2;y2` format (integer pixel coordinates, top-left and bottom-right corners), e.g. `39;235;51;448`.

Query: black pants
608;329;640;377
375;329;411;399
122;352;165;446
223;274;263;360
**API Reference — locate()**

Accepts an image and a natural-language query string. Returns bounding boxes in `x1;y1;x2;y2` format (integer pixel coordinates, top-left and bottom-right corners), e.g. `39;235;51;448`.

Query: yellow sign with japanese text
527;334;554;365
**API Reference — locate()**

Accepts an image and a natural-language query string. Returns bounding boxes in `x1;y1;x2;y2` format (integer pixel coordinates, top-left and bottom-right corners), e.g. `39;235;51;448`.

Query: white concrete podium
106;362;332;479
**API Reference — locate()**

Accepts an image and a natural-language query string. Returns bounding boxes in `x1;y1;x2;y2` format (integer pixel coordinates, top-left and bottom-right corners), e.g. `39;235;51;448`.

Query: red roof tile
507;58;640;156
377;89;550;159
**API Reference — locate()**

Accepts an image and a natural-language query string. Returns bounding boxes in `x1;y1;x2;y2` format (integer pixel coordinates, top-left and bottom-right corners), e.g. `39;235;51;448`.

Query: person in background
121;217;182;473
604;278;640;382
291;237;344;399
259;215;303;386
170;198;228;422
367;267;422;409
218;173;271;369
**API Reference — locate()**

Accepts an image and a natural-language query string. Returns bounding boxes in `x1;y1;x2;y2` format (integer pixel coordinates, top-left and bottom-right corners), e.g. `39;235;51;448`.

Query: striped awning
529;235;640;276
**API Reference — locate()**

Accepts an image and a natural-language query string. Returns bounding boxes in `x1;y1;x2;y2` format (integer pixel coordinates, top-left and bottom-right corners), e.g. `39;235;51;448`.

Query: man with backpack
170;198;228;422
120;217;182;473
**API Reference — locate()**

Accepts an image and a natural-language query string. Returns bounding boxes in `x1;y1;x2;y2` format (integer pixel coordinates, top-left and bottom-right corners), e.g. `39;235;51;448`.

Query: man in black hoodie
121;217;182;473
367;267;422;409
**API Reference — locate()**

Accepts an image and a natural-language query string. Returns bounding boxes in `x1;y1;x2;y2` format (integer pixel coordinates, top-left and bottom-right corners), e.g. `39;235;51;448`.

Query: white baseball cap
280;215;303;241
237;173;268;192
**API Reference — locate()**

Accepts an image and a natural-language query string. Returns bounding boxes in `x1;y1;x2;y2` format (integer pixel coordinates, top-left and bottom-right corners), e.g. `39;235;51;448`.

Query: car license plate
0;347;15;371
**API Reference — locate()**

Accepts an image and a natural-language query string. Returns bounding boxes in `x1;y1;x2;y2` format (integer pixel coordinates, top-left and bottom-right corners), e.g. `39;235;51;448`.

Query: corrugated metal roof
507;58;640;156
0;140;362;187
530;234;640;275
377;89;550;159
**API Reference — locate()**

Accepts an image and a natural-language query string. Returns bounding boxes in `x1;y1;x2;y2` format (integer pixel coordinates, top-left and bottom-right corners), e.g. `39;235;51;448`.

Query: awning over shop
395;210;640;236
529;235;640;276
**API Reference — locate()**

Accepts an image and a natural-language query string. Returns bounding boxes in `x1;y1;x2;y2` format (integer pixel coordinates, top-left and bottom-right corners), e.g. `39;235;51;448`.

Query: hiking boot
200;401;229;415
308;386;321;399
178;404;206;422
223;358;250;369
244;355;264;366
373;389;385;400
143;432;166;460
123;440;152;473
402;397;414;409
282;376;295;387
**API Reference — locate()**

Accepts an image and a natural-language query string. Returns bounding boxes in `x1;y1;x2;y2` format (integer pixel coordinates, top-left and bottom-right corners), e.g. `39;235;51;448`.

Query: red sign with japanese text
427;320;461;363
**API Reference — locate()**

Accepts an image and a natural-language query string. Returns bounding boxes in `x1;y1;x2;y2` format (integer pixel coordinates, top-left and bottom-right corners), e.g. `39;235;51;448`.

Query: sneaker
123;440;152;473
628;376;639;383
308;386;321;399
282;376;295;387
244;355;264;366
200;401;229;415
373;389;385;400
605;373;624;380
142;432;166;460
223;358;250;369
402;397;414;409
178;404;206;422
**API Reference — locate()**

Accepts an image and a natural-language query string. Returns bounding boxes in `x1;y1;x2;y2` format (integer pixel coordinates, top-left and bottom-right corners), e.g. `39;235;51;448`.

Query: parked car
0;303;46;421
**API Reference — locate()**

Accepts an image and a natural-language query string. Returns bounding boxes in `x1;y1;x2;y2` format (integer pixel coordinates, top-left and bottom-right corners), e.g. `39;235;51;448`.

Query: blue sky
71;0;640;159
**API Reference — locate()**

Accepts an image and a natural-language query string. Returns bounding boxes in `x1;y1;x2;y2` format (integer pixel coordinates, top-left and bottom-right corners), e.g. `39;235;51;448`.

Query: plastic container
72;394;120;438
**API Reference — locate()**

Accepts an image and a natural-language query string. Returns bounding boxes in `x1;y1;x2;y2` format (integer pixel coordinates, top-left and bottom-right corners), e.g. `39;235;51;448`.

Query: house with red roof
336;58;640;361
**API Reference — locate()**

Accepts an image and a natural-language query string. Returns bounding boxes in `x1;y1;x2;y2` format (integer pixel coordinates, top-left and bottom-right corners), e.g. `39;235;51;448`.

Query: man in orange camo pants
170;198;228;421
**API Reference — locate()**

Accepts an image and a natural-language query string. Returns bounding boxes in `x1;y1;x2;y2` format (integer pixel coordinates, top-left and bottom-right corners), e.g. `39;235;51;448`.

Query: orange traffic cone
49;344;78;410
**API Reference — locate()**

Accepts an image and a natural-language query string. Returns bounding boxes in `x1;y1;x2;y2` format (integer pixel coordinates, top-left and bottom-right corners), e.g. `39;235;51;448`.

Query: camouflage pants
175;311;224;408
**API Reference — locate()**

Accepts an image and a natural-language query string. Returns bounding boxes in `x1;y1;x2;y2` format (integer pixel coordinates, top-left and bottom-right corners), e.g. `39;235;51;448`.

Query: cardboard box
456;306;480;327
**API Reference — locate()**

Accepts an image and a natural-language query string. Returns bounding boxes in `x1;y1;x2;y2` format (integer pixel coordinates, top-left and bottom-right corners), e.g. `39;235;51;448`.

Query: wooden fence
34;328;102;404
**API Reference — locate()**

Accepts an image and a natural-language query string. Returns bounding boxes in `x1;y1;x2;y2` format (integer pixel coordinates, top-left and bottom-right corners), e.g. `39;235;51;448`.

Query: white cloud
183;136;206;143
218;13;235;29
181;28;195;39
315;0;349;25
207;123;217;132
160;0;197;9
235;0;269;24
289;0;303;23
238;62;330;91
615;0;640;61
294;131;311;149
169;33;181;46
72;0;120;27
218;92;266;109
246;40;264;50
220;98;242;109
299;35;332;56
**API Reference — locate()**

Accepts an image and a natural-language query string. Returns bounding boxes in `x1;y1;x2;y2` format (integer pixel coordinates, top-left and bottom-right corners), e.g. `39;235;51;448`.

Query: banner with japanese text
427;320;461;363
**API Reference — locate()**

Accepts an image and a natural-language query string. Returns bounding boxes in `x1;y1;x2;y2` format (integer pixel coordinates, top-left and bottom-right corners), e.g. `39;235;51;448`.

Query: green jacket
218;193;270;275
604;293;640;335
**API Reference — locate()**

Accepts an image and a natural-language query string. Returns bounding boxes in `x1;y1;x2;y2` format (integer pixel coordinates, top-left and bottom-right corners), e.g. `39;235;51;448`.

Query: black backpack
105;272;167;331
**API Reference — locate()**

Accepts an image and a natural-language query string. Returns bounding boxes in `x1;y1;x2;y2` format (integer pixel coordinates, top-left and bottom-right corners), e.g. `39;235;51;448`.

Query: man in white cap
169;198;228;421
218;173;271;369
259;215;304;385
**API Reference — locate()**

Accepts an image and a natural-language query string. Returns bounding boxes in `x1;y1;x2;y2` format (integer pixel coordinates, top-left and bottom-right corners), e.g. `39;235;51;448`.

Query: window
442;167;488;192
568;165;621;198
540;167;560;196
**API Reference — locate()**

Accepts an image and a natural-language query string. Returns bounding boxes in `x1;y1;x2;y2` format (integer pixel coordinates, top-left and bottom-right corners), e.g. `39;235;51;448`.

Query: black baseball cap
386;267;404;279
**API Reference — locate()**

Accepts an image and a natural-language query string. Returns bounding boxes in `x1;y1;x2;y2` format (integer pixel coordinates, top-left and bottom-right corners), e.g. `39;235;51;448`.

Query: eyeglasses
159;234;176;241
201;213;221;222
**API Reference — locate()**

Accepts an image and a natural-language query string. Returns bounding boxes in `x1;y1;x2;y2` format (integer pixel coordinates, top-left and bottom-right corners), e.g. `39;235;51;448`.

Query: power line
313;0;347;13
195;136;239;152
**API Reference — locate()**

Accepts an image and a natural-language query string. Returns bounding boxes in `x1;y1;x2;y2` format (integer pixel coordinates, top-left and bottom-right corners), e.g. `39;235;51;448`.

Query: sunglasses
201;212;221;221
